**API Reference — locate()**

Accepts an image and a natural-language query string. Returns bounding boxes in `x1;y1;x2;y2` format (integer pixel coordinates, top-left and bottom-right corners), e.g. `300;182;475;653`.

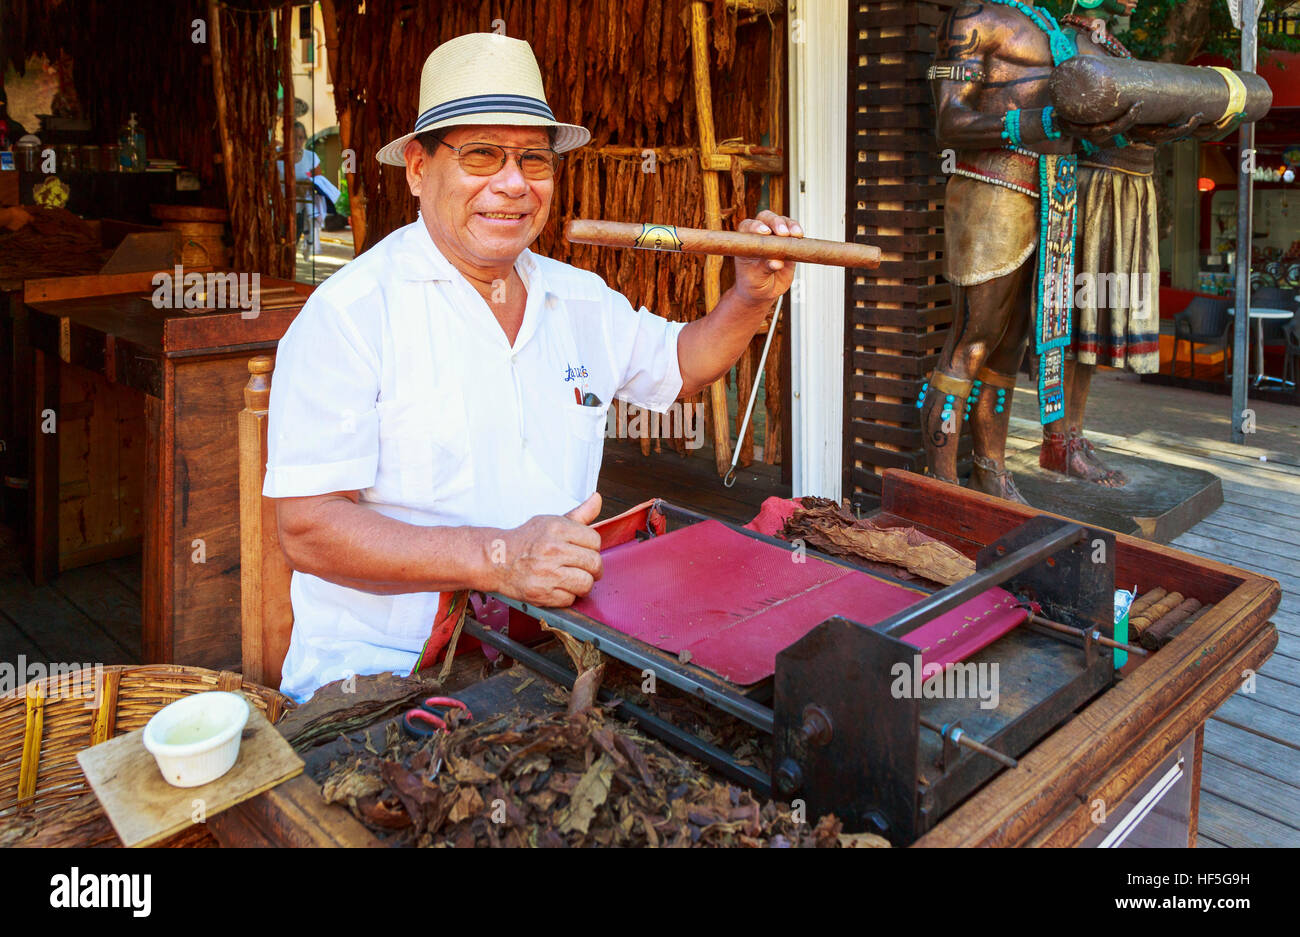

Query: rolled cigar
1125;587;1167;626
1139;597;1202;651
1130;592;1184;634
1050;57;1272;131
564;219;882;269
1167;603;1212;641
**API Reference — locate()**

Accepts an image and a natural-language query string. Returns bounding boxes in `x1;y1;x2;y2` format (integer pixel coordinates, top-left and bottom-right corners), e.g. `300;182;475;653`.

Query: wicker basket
0;664;292;847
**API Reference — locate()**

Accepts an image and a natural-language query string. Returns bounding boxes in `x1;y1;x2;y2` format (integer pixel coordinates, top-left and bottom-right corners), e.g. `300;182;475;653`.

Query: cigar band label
1208;66;1248;129
633;224;682;252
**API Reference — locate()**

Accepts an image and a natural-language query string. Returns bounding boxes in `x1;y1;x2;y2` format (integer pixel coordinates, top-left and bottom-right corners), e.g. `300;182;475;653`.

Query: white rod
726;295;784;486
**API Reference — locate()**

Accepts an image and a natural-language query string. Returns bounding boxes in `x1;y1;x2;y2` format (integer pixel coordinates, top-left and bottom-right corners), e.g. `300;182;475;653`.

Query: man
1043;0;1203;486
265;33;801;702
925;0;1153;502
279;121;341;258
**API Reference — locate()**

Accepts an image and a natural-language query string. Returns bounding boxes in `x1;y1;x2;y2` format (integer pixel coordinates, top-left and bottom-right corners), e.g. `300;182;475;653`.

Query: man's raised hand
734;209;802;305
491;493;604;607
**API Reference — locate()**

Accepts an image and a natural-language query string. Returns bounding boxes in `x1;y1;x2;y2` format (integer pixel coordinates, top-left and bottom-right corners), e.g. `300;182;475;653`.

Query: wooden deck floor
0;370;1294;846
597;436;789;524
1007;369;1300;848
0;526;141;667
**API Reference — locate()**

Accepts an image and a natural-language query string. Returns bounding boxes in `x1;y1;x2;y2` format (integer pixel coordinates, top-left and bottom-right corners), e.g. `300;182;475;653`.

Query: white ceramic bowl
142;691;250;788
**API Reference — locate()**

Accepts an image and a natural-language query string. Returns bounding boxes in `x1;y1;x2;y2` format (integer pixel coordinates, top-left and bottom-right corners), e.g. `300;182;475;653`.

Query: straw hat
376;33;590;166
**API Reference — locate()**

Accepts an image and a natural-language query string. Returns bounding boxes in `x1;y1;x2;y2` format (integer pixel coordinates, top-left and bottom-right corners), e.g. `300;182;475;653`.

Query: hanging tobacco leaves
0;208;105;280
329;0;774;304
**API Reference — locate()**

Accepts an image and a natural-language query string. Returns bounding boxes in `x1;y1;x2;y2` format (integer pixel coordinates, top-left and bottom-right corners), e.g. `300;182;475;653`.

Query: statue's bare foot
970;456;1029;504
1069;431;1127;487
1040;431;1128;487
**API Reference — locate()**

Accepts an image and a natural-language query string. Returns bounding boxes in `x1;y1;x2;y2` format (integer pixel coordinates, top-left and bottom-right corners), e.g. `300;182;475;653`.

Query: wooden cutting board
77;705;303;847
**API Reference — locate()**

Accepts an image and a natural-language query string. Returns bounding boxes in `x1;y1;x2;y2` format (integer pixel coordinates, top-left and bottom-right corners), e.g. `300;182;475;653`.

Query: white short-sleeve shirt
265;220;685;702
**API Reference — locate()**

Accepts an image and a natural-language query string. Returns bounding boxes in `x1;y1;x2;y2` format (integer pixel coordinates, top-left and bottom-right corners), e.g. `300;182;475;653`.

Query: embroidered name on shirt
562;364;589;382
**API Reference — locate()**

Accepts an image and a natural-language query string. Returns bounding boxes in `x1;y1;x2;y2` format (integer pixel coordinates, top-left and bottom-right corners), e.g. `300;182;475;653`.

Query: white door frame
787;0;848;499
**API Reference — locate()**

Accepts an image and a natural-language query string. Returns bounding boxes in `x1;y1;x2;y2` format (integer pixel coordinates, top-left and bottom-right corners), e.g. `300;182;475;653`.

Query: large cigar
564;219;882;269
1050;57;1272;132
1130;591;1184;635
1125;587;1167;628
1139;597;1202;651
1166;603;1212;641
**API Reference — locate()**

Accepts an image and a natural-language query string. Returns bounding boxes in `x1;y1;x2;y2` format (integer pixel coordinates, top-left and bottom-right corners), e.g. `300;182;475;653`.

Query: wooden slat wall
844;1;969;510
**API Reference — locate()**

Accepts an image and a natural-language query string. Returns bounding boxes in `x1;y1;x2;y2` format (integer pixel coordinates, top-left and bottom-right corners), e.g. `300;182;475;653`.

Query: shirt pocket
562;402;609;500
375;395;474;509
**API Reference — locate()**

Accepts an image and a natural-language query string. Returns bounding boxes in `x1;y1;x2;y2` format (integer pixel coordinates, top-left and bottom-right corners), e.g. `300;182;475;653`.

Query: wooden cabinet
21;271;311;669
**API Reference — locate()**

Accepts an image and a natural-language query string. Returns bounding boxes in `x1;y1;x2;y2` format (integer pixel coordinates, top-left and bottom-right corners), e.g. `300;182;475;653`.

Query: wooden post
691;0;733;477
206;0;237;220
319;0;364;254
764;18;785;465
1230;0;1259;444
731;159;756;467
239;356;294;688
279;1;296;273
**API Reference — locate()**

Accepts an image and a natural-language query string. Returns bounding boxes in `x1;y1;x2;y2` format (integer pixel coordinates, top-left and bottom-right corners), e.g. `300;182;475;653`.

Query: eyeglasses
436;139;563;180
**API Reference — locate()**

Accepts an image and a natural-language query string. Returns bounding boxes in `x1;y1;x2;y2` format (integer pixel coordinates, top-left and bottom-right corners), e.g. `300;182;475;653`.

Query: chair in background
1283;319;1300;390
238;355;295;689
1173;296;1233;380
1251;285;1296;308
1250;286;1299;346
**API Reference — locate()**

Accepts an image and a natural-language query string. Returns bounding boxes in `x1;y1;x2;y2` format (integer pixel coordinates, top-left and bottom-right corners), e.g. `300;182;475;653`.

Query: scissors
402;696;474;738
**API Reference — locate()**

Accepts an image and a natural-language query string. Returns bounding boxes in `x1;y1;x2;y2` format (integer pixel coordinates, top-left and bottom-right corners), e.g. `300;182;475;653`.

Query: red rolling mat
573;519;1026;685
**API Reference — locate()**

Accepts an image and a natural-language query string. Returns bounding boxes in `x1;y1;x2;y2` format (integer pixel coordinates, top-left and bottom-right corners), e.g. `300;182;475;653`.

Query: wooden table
1227;306;1296;388
207;471;1280;848
22;271;310;669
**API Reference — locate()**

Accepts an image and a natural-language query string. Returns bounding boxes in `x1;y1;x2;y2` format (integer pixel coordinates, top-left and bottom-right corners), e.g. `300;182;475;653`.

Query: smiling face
404;123;555;282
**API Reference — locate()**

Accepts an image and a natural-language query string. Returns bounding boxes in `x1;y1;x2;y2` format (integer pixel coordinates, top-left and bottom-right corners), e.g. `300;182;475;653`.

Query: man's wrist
723;287;773;320
468;526;510;594
414;524;509;594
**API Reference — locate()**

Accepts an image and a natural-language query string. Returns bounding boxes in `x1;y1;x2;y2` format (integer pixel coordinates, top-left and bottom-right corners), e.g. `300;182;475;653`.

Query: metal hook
723;465;738;488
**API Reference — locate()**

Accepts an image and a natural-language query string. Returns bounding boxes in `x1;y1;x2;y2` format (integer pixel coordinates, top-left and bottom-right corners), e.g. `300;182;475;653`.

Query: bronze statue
925;0;1142;502
924;0;1248;501
1040;0;1203;486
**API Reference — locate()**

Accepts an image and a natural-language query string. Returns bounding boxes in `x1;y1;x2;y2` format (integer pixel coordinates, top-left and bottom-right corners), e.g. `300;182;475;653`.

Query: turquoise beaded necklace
981;0;1078;67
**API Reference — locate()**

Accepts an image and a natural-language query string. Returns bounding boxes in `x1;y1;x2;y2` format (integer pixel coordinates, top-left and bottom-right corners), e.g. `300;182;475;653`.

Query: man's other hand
734;209;802;305
493;492;604;607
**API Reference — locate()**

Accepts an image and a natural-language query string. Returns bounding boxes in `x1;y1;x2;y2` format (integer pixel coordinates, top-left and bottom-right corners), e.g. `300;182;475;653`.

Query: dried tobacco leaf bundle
0;208;105;280
781;501;976;586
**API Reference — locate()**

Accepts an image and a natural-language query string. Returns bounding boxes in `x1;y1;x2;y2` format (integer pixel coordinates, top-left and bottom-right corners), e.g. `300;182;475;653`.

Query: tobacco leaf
446;786;485;825
315;689;862;848
356;794;411;831
321;759;385;809
542;621;605;674
839;832;893;848
280;671;450;752
567;661;606;717
447;754;497;785
782;505;976;586
380;760;448;836
556;754;616;835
